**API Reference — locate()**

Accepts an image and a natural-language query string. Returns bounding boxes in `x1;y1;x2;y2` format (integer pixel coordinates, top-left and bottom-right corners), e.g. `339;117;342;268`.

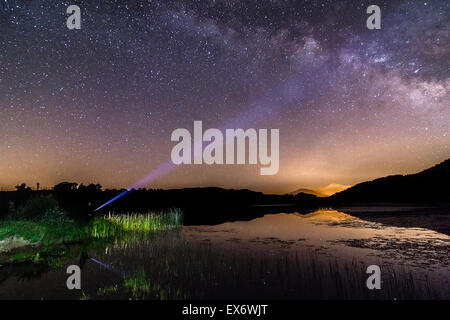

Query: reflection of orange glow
302;209;355;221
184;210;450;249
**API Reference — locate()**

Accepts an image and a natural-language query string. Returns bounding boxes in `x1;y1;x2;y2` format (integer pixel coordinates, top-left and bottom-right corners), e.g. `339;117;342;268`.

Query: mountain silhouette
1;159;449;224
290;188;326;197
290;184;351;197
329;159;450;203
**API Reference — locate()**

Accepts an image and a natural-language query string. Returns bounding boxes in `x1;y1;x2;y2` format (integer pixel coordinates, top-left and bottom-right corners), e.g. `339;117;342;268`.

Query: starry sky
0;0;449;194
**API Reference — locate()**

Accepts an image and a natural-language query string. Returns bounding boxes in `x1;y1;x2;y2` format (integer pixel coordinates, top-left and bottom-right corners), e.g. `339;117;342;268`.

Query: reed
89;208;183;239
87;232;445;300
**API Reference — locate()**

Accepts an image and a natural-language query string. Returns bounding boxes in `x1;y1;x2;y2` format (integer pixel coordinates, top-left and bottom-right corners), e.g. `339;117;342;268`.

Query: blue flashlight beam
95;73;311;211
94;190;130;211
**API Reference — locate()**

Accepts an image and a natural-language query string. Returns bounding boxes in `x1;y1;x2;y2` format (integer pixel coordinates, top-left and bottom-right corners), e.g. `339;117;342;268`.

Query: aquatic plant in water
89;208;183;239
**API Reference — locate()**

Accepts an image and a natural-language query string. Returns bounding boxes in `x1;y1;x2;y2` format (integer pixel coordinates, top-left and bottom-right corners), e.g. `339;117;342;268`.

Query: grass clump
0;197;183;262
89;209;183;239
0;209;83;248
97;285;120;297
124;270;152;299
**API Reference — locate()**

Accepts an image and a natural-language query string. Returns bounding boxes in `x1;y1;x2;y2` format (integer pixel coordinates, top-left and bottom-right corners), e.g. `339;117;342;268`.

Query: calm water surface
1;209;449;299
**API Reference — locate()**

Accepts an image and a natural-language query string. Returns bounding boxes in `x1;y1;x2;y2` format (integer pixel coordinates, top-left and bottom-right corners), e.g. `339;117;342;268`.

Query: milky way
0;0;449;193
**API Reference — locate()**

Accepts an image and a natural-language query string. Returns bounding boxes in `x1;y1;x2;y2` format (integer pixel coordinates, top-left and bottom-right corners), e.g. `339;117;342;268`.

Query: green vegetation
70;231;443;300
97;285;120;297
0;195;183;261
8;194;60;219
1;195;85;251
124;270;153;299
0;210;82;249
2;196;444;300
94;268;186;300
89;209;183;239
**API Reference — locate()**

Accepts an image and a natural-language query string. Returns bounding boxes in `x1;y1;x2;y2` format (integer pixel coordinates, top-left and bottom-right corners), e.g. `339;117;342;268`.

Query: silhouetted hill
329;159;450;203
290;184;351;197
290;188;325;197
1;159;448;223
0;186;319;225
94;187;319;224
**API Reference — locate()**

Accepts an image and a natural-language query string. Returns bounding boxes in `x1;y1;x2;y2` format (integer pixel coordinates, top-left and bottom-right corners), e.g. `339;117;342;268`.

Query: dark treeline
1;158;449;224
0;183;320;225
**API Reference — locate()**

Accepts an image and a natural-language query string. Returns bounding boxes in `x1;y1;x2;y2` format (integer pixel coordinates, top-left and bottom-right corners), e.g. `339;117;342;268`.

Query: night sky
0;0;449;193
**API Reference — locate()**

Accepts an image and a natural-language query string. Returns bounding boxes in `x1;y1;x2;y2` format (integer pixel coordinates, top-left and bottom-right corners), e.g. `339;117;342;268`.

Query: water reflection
183;210;449;262
0;209;449;299
183;209;449;293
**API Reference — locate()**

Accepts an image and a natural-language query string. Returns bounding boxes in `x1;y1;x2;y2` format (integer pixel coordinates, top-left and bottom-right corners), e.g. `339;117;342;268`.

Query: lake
0;208;449;299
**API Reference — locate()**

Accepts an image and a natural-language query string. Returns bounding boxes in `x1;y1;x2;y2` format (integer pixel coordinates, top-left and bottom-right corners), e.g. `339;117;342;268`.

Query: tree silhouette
78;184;102;192
53;182;78;193
15;183;31;192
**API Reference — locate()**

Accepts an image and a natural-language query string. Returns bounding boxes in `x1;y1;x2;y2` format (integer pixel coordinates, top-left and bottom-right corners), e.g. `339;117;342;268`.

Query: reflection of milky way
0;1;449;192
